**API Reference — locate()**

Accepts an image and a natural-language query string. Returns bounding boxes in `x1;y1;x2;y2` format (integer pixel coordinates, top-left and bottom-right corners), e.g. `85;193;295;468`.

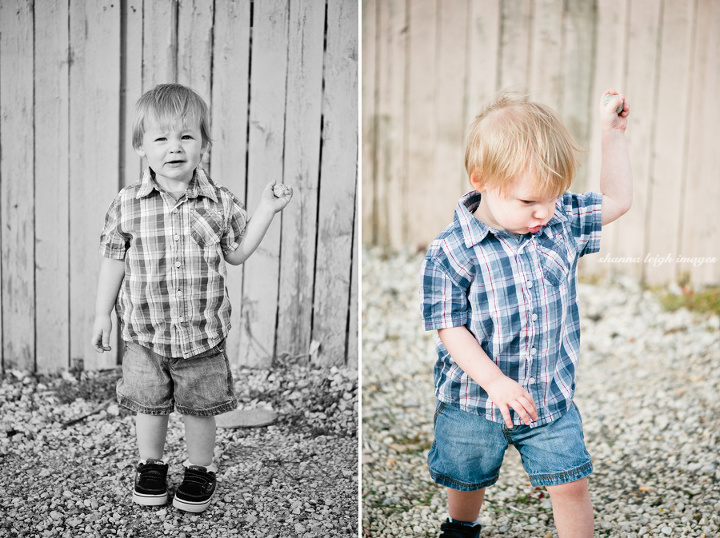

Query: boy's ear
134;146;146;158
468;168;485;192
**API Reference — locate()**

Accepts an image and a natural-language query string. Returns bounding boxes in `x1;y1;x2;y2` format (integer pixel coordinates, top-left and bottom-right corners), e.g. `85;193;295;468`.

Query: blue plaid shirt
421;190;602;427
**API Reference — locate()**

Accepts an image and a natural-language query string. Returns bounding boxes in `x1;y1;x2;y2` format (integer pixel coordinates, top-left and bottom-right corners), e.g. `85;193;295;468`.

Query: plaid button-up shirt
421;190;602;427
100;167;247;358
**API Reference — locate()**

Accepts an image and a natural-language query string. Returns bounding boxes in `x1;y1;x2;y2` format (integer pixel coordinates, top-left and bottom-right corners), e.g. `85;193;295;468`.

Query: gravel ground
0;358;358;537
362;248;720;538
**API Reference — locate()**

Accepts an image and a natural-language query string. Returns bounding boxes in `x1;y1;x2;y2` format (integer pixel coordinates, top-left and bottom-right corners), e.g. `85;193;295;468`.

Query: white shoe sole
172;490;215;513
133;491;168;506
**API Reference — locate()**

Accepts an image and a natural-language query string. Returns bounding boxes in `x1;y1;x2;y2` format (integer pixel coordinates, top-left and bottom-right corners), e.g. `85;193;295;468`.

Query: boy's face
135;118;207;187
473;170;558;235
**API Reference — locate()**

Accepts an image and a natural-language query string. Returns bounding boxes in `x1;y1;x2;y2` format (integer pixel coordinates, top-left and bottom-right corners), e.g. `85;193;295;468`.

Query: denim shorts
116;341;238;417
428;401;593;490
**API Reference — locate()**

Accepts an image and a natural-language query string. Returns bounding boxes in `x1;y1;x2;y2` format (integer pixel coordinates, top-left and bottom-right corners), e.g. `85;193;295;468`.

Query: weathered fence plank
239;0;289;367
35;0;70;373
406;0;440;250
379;0;407;247
122;0;144;189
143;0;178;89
372;0;406;247
582;0;628;277
645;0;695;285
432;1;469;236
0;0;35;370
529;0;563;111
210;0;251;366
313;0;358;365
499;0;531;91
178;0;214;127
466;0;500;121
277;0;325;360
361;0;377;245
610;0;661;281
68;0;122;371
680;0;720;285
560;0;595;193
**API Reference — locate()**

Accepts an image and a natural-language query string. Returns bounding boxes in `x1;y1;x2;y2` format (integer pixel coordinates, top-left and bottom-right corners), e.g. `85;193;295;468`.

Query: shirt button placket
172;205;186;335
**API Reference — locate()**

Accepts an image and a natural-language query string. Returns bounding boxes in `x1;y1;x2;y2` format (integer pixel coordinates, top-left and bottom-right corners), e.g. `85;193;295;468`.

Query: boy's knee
546;477;589;499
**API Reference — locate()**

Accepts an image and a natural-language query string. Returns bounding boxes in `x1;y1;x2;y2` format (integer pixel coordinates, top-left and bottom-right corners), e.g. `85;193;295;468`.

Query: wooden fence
363;0;720;287
0;0;358;373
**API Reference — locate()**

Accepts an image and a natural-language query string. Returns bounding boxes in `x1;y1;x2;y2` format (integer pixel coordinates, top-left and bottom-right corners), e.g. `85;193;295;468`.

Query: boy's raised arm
91;257;125;353
438;326;538;428
224;180;293;266
599;90;633;226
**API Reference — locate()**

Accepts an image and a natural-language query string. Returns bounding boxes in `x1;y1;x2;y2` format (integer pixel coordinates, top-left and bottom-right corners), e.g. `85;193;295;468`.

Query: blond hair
465;92;581;198
132;83;211;150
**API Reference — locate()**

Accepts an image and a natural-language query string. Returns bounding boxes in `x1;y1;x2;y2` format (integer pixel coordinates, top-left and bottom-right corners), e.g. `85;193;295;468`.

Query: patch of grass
514;486;548;506
654;286;720;316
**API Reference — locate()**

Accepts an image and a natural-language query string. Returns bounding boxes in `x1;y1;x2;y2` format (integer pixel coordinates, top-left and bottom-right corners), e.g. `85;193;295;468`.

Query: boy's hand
91;315;113;353
484;374;538;428
600;89;629;132
259;179;293;213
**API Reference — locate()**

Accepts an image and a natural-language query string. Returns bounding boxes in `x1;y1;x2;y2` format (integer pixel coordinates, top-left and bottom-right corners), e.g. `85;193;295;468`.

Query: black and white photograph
0;1;358;536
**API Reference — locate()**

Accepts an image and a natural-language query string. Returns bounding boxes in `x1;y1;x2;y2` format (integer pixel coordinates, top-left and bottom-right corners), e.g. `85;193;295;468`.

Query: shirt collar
455;191;490;248
456;190;568;248
136;166;218;203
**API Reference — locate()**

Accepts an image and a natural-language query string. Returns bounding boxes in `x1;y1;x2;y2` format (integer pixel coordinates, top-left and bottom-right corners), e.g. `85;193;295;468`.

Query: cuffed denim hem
529;460;593;487
175;398;238;417
117;393;174;416
429;469;499;492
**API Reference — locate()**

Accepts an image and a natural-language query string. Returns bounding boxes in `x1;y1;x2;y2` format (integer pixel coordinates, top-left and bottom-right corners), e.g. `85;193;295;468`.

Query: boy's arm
599;90;633;226
91;257;125;353
438;326;538;428
224;181;293;266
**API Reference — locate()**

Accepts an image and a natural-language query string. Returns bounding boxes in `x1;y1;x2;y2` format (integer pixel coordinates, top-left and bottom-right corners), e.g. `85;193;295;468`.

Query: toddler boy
91;83;292;513
421;90;632;537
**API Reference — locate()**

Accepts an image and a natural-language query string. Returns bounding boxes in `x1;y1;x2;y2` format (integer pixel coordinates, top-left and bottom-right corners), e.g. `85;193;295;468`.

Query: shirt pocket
536;235;571;287
190;208;224;248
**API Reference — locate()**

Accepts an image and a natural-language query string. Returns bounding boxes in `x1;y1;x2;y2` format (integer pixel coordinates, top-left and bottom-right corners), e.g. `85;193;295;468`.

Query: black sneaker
132;459;169;506
172;465;216;513
439;518;482;538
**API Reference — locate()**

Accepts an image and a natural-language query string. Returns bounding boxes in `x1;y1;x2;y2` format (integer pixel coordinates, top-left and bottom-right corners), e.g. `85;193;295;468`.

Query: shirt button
529;378;536;384
175;261;181;268
174;234;180;241
532;313;538;321
530;347;537;355
178;316;185;322
527;281;533;288
176;290;183;296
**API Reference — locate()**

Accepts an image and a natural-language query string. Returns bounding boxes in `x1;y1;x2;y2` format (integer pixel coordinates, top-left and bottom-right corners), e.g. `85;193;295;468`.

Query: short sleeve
558;191;602;257
420;253;471;331
219;190;248;254
99;196;128;260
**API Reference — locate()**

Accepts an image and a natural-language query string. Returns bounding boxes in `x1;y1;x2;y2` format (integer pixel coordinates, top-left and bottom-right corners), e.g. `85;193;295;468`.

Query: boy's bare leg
447;487;485;522
136;413;169;460
183;415;216;467
546;478;593;538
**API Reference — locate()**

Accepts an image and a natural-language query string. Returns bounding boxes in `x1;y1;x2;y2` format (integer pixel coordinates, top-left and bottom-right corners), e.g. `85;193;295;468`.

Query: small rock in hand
604;93;624;115
273;184;288;198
